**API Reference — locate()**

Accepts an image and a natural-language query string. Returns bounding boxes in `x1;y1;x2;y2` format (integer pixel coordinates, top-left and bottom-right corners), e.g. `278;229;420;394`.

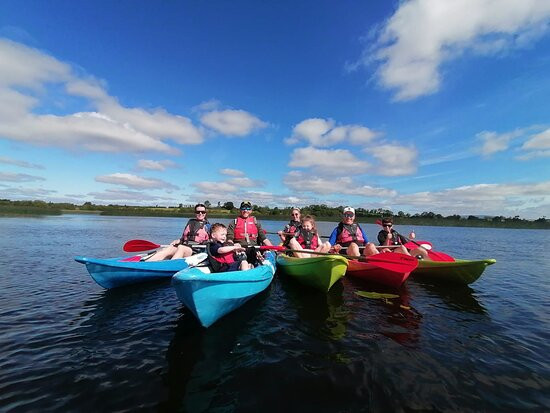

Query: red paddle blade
259;245;285;251
120;255;143;262
123;239;161;252
361;252;419;273
404;240;432;250
427;250;455;262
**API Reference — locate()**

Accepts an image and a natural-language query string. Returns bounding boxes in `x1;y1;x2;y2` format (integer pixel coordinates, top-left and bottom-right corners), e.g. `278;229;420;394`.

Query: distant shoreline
1;207;548;229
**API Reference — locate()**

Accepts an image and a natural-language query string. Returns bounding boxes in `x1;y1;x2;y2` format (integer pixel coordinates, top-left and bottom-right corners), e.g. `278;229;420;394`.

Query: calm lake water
1;214;549;412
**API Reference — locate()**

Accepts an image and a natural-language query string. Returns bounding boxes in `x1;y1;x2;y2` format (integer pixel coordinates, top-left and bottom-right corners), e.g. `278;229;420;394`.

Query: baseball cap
240;201;252;209
343;206;355;214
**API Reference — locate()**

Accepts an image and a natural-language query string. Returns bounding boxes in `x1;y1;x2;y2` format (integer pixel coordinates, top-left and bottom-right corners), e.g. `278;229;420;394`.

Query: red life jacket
233;216;258;244
207;242;236;272
295;229;319;249
181;219;210;243
336;223;365;245
285;220;301;235
210;250;236;264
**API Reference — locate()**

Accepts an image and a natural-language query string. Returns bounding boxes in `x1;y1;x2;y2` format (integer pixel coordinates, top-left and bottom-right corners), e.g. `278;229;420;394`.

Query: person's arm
255;221;272;246
226;222;235;244
377;230;387;245
360;227;369;244
180;220;191;242
328;227;338;246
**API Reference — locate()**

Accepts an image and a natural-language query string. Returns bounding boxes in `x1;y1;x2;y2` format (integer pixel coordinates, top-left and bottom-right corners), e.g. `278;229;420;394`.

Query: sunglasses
343;213;354;218
383;224;393;227
240;207;252;211
195;210;206;215
291;213;300;216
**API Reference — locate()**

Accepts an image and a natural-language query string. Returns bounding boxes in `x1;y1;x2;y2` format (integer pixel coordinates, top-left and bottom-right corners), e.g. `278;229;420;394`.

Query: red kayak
346;253;417;288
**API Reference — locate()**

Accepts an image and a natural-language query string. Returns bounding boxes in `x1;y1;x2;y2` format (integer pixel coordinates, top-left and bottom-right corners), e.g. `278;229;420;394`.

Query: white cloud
227;177;263;188
287;118;378;147
220;168;245;177
192;181;238;194
288;146;370;174
0;172;45;182
0;156;44;169
366;143;418;176
200;109;267;136
522;128;550;150
477;129;525;155
95;173;179;190
365;0;550;100
88;188;175;202
396;180;550;217
283;171;396;197
137;159;178;171
0;38;204;153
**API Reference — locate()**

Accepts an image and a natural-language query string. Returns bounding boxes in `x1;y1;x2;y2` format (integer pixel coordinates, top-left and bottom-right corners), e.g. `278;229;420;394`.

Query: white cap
343;206;355;214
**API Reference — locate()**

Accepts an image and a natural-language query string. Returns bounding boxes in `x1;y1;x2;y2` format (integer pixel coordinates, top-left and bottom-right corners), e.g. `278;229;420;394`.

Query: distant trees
223;201;234;210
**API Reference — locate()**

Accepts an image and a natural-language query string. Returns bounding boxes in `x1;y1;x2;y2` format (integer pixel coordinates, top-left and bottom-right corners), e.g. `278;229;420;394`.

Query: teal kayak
75;253;207;289
412;258;496;285
172;251;276;327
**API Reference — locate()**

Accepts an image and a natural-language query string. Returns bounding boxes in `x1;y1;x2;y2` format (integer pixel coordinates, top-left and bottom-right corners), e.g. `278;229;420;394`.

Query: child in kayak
378;217;429;259
208;223;252;272
287;215;331;258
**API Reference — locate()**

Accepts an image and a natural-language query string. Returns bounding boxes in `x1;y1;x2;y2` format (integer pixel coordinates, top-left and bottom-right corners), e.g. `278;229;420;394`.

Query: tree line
1;199;548;229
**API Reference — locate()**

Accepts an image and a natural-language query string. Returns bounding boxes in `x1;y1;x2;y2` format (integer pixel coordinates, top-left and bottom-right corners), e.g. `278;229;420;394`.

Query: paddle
375;220;454;262
123;239;209;253
259;246;418;273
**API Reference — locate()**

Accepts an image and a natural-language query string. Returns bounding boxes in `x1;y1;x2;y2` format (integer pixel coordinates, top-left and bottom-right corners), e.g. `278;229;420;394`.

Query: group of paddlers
147;201;429;272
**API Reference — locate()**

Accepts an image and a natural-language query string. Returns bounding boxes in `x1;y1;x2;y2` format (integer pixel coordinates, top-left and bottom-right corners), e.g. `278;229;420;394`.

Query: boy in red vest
208;223;252;272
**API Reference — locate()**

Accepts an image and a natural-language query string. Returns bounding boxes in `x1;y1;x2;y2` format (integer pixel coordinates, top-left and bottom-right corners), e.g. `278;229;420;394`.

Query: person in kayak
208;223;252;272
277;207;302;246
287;215;331;258
328;207;378;258
226;201;273;265
378;217;429;259
147;203;211;261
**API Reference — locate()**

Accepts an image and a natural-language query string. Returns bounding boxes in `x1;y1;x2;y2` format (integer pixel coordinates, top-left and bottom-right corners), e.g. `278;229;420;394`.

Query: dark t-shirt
377;229;407;245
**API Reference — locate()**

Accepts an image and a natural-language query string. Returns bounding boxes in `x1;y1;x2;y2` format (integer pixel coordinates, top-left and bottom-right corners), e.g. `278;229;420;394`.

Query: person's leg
146;245;177;261
362;242;378;257
288;238;308;258
410;247;430;260
347;242;360;257
318;241;332;253
171;244;193;259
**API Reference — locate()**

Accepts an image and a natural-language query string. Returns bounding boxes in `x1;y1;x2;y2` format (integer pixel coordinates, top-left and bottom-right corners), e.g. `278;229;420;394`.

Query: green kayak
276;254;349;292
412;258;496;285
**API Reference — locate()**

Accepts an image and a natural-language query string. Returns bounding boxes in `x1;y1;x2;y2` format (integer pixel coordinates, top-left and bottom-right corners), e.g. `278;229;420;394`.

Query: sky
0;0;549;219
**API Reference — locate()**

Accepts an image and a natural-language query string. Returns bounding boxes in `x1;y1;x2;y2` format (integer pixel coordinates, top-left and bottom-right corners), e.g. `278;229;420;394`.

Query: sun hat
343;206;355;214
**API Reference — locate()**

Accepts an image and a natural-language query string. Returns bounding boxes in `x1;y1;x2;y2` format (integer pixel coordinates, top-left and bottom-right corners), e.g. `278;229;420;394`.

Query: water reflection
411;279;488;315
279;274;349;341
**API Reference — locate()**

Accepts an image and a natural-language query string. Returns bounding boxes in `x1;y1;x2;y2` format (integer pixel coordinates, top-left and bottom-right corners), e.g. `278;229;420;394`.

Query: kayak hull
346;259;411;288
172;251;276;327
74;253;207;289
412;258;496;285
276;254;348;292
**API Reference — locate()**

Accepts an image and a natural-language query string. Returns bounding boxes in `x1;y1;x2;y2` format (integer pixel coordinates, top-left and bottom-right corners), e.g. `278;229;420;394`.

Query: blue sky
0;0;549;218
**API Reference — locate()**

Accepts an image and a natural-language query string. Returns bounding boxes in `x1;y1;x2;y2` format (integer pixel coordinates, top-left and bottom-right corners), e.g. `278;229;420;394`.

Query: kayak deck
412;258;496;285
276;254;348;292
346;259;411;288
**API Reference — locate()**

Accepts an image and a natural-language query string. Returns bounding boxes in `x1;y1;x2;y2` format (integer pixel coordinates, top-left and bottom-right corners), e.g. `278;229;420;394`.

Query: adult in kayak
277;207;302;245
328;207;378;258
378;217;429;259
226;201;273;265
148;203;211;261
287;215;331;258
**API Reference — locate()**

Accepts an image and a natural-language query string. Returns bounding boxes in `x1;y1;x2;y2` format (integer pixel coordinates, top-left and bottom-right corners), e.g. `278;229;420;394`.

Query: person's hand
277;230;283;236
332;244;342;253
171;239;180;246
387;231;393;240
234;243;242;250
409;230;416;239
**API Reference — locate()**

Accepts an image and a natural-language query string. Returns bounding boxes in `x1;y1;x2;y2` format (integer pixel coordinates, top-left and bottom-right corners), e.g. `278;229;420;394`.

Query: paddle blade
123;239;161;252
404;240;432;250
120;255;143;262
259;245;285;251
427;250;455;262
360;252;419;273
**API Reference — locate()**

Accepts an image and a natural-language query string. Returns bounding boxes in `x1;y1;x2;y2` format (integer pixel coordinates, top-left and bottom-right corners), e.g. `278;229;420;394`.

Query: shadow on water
411;278;489;315
158;284;274;412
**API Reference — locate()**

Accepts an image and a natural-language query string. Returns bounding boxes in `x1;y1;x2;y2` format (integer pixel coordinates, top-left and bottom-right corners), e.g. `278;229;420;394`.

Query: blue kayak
172;251;276;327
75;253;208;289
